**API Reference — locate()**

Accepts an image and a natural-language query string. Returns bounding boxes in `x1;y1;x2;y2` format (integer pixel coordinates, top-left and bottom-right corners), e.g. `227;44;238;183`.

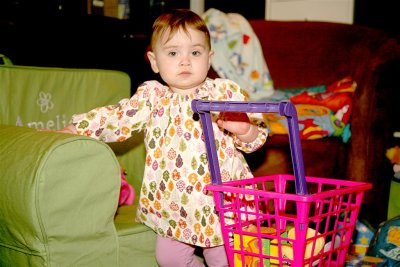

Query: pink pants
155;236;229;267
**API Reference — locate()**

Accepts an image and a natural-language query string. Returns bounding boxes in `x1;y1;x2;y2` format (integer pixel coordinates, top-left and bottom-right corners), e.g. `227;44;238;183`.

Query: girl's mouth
179;71;192;76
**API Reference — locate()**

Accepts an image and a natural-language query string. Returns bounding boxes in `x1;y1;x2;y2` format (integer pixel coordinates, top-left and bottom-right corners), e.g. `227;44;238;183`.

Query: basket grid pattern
207;174;370;267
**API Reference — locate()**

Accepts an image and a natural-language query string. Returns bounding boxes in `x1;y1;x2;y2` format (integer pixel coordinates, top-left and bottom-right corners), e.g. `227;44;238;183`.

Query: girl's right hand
57;124;77;134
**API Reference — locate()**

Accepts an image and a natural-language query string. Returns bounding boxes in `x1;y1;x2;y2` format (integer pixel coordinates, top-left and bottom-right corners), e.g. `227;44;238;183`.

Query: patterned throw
202;8;274;100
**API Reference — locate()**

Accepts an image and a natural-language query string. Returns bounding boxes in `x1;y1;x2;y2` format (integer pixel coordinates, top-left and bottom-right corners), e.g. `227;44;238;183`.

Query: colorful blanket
202;8;274;100
265;77;356;143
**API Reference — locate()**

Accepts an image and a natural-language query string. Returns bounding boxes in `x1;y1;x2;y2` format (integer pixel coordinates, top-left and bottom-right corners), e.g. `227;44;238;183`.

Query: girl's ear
147;51;160;73
208;50;214;70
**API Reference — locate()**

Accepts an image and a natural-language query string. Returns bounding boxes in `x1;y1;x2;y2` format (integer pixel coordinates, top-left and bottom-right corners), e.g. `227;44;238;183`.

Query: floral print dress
71;78;267;248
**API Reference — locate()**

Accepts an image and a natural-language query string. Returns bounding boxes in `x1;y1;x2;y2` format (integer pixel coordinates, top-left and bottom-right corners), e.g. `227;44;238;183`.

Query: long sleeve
71;81;164;142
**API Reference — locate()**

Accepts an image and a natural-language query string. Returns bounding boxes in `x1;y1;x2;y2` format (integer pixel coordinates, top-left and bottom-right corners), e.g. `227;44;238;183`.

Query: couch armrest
0;125;121;266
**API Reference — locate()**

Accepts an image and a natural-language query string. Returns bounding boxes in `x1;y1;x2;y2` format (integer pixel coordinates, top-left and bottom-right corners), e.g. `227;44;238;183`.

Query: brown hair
150;9;211;51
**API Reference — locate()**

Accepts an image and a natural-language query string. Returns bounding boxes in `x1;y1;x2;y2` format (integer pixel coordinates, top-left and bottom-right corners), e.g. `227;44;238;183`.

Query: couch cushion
0;62;145;193
0;125;121;266
114;204;158;267
0;64;130;130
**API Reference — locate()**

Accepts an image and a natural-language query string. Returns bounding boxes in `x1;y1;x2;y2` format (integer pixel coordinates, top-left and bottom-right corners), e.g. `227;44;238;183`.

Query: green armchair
0;58;157;266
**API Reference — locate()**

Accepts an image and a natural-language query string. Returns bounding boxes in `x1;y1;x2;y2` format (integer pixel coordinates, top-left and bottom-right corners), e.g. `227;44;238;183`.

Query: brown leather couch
208;20;400;227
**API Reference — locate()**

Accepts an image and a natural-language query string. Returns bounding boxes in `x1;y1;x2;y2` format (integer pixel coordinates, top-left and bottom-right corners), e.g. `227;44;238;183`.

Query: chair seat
115;204;158;267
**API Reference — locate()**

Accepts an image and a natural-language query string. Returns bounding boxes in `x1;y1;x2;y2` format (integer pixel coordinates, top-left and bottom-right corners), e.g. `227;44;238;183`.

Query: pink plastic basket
191;100;372;267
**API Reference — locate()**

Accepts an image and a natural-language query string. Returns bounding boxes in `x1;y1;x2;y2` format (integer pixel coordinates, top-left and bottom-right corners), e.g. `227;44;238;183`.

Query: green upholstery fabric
0;125;120;266
0;63;145;188
0;64;130;130
0;62;157;266
115;205;157;267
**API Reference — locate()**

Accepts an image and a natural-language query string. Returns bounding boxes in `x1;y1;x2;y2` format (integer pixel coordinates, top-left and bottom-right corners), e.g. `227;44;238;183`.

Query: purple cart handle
191;100;308;195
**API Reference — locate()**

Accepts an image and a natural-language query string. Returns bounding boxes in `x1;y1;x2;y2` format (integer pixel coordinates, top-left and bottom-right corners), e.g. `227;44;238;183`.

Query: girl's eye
168;51;177;56
192;51;201;56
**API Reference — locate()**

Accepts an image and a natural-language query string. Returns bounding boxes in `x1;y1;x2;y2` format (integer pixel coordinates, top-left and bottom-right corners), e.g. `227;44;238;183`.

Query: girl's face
147;27;213;95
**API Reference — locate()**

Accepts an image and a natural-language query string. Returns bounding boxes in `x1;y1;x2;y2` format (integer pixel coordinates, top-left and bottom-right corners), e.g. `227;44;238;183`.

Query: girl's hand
216;112;258;143
57;124;78;134
38;124;77;134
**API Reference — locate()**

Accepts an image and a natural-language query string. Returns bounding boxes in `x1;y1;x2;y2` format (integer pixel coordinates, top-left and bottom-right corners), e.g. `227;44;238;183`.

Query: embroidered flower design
37;91;54;113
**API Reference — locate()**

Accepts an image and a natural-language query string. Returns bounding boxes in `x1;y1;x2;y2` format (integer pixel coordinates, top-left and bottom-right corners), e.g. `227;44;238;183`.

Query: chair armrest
0;124;121;265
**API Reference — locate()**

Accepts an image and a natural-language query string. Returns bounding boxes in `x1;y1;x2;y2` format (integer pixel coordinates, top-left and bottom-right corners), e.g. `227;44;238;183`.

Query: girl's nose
180;56;191;66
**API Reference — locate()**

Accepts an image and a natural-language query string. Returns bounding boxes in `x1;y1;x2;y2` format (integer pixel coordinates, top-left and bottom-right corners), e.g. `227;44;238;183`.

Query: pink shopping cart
191;100;372;267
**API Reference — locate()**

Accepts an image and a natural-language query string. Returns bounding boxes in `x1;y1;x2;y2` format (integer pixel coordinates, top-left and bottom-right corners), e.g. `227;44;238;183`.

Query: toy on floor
349;220;375;256
366;216;400;267
345;255;385;267
118;167;135;206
